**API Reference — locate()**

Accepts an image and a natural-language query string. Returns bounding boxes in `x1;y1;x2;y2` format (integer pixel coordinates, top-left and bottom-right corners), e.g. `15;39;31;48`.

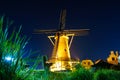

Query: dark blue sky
1;0;120;61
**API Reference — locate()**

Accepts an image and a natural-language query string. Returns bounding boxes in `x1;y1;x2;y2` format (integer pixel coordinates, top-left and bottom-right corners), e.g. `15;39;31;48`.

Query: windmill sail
59;9;66;31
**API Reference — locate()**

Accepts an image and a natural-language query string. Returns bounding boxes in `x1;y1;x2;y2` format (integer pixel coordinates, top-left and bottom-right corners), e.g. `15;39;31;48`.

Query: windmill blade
33;29;58;34
63;29;90;36
59;9;66;31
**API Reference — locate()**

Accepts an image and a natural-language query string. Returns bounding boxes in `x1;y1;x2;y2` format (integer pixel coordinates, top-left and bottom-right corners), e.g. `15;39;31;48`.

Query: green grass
0;16;41;80
31;68;120;80
94;69;120;80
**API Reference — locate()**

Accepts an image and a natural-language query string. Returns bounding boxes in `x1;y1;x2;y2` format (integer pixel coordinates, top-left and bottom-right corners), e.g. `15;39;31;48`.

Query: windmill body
48;33;74;71
34;9;89;72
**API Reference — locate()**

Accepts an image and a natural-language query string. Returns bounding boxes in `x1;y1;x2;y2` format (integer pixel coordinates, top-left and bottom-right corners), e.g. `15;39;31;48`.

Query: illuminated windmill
34;9;89;71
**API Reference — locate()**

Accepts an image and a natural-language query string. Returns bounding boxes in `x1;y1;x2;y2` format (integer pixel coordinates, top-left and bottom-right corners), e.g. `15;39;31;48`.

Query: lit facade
107;51;118;65
81;59;94;69
48;34;74;71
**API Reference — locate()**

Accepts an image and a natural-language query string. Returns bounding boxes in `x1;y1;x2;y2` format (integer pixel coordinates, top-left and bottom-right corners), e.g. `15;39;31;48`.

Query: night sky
1;0;120;62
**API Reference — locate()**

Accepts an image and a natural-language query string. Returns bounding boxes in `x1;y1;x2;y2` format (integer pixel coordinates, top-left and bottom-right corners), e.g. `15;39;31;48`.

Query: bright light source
5;56;13;61
118;55;120;63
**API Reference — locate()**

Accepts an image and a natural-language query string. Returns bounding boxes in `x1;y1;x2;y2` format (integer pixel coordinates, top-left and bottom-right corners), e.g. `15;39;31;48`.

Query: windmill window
88;62;90;65
64;49;66;51
112;57;115;61
84;62;86;64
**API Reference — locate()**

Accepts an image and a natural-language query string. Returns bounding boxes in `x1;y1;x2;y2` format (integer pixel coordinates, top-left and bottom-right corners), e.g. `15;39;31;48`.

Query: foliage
31;67;120;80
69;67;93;80
0;16;40;80
94;69;120;80
32;70;68;80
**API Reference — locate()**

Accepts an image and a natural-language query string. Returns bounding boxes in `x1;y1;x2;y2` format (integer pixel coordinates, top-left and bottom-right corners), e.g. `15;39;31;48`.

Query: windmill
34;9;89;72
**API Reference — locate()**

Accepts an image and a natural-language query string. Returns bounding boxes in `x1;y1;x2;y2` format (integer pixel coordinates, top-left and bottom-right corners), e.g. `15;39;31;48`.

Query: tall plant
0;16;40;80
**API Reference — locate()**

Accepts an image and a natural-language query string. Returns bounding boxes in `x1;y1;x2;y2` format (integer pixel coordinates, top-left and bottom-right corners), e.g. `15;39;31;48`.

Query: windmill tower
34;9;89;72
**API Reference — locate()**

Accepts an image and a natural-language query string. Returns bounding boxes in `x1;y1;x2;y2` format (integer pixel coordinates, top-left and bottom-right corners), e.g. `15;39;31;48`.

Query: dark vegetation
32;66;120;80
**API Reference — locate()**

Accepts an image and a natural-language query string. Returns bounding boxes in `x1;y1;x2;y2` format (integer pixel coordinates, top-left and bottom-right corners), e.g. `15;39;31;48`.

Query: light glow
118;55;120;63
48;33;80;71
5;56;13;61
50;61;72;72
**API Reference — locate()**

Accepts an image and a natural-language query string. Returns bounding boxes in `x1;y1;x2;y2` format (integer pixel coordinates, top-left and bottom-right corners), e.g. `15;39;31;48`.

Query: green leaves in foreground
0;17;40;80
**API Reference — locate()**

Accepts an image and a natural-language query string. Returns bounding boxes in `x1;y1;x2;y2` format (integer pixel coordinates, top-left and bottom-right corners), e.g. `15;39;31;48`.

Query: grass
30;68;120;80
0;16;41;80
94;69;120;80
